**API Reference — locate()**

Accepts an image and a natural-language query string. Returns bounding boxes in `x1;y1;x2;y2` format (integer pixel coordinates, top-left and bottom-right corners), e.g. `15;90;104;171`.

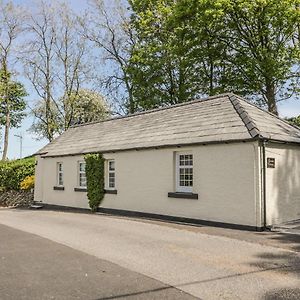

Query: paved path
273;219;300;236
0;224;194;300
0;209;300;299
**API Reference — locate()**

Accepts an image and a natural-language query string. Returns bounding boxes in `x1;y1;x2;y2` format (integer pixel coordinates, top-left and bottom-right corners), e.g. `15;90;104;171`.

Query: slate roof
37;93;300;157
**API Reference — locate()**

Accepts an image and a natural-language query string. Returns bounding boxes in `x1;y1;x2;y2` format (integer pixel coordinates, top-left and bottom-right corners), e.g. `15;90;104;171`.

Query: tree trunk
209;58;214;96
2;109;10;161
1;61;10;161
128;87;135;114
265;81;278;115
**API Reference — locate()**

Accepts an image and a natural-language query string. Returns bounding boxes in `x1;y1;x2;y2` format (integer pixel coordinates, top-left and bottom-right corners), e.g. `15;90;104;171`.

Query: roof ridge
235;95;300;133
228;94;260;138
71;93;233;128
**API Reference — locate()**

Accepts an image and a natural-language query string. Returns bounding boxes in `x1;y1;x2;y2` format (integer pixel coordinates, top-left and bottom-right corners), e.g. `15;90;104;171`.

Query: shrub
84;153;104;212
0;157;35;191
20;175;35;190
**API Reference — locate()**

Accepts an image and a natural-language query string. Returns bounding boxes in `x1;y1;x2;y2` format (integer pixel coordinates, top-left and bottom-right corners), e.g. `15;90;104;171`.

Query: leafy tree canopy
0;69;27;128
287;115;300;127
30;89;110;140
128;0;300;114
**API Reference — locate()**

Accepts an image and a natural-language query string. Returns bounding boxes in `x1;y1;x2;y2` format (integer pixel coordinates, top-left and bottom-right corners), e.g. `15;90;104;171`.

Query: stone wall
0;190;34;208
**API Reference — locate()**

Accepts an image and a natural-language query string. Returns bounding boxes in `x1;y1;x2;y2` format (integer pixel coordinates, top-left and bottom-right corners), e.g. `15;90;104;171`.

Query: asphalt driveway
0;209;299;300
0;224;193;300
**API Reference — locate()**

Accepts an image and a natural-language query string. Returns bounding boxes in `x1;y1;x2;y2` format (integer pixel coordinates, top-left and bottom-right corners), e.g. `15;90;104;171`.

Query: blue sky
5;0;300;159
7;0;90;159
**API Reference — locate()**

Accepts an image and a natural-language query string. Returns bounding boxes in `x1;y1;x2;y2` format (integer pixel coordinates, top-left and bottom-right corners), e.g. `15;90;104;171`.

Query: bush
0;157;35;191
20;175;35;190
84;153;104;212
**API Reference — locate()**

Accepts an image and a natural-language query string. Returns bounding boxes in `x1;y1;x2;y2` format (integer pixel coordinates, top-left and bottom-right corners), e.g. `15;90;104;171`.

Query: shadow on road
263;288;300;300
96;261;300;300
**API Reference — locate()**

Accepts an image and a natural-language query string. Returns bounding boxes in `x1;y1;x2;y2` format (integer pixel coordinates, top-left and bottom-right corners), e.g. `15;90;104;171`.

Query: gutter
260;139;267;229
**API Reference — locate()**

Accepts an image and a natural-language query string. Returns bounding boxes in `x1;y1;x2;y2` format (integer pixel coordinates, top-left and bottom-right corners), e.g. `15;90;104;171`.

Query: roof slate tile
37;94;300;157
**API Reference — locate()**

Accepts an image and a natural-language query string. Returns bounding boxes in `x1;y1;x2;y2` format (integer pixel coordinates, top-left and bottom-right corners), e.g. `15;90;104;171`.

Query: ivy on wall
84;153;105;212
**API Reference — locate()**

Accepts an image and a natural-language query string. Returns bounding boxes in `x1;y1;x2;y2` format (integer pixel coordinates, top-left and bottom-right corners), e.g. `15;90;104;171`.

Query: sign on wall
267;157;275;168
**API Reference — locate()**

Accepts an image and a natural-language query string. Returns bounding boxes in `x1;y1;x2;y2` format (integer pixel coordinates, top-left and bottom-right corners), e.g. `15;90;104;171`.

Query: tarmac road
0;209;299;300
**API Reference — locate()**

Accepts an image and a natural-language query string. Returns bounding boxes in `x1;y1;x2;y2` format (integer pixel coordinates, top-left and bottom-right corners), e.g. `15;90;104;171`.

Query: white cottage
34;93;300;230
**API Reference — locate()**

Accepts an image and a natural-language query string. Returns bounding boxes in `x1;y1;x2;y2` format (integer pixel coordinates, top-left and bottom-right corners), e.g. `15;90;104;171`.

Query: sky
6;0;90;159
5;0;300;159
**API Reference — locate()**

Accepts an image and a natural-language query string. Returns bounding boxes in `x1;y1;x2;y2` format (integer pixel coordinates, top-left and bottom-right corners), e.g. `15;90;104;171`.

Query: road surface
0;209;299;299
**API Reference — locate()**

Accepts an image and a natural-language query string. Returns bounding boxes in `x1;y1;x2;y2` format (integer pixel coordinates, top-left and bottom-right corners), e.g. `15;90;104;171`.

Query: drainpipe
261;140;267;229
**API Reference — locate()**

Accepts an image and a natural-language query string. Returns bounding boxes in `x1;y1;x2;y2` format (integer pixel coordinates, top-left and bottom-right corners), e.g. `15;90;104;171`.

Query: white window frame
57;162;64;186
175;152;193;193
78;161;87;187
107;159;116;190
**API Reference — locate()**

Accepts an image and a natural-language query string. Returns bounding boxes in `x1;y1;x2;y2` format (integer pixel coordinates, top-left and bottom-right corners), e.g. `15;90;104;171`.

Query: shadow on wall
267;144;300;225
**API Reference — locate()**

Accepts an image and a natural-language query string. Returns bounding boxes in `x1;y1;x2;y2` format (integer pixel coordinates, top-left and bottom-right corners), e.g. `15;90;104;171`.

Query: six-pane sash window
176;153;193;193
108;160;115;189
78;162;87;187
57;162;63;186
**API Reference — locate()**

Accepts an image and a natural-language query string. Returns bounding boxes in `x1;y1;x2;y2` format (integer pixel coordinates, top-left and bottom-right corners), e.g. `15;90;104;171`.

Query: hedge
0;157;35;191
84;153;105;212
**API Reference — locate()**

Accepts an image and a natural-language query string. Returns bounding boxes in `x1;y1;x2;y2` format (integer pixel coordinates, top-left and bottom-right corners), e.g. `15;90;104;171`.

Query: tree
62;89;109;126
22;1;57;141
0;69;27;160
0;0;26;159
217;0;300;115
128;0;232;110
30;89;109;139
82;0;137;113
23;1;93;141
128;0;300;114
287;115;300;127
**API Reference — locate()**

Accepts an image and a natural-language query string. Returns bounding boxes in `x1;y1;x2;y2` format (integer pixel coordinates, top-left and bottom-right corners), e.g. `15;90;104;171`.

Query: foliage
128;0;300;114
0;69;27;127
30;89;109;140
217;0;300;114
0;68;27;160
29;100;61;141
286;116;300;127
63;89;109;127
0;157;35;191
20;175;35;190
84;153;105;212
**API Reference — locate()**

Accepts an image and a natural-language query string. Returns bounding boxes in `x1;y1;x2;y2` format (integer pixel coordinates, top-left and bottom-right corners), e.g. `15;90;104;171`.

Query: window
107;160;115;189
57;162;63;186
78;162;87;187
176;153;193;193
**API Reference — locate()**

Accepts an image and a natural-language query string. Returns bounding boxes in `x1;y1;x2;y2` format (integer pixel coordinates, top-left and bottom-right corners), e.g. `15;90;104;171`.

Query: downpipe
261;140;267;230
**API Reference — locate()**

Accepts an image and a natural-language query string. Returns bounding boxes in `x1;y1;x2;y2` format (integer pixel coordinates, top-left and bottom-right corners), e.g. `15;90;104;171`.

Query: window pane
80;178;87;187
178;161;193;188
109;177;115;188
58;173;63;186
109;160;115;171
179;154;193;166
79;162;86;172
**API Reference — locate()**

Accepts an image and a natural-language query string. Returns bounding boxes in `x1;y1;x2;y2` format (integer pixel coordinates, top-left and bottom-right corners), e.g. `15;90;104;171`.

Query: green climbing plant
84;153;105;212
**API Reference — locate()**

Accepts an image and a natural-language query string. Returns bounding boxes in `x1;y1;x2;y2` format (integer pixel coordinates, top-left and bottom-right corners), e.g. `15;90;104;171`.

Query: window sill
168;192;198;200
53;186;64;191
74;187;87;192
104;189;118;194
